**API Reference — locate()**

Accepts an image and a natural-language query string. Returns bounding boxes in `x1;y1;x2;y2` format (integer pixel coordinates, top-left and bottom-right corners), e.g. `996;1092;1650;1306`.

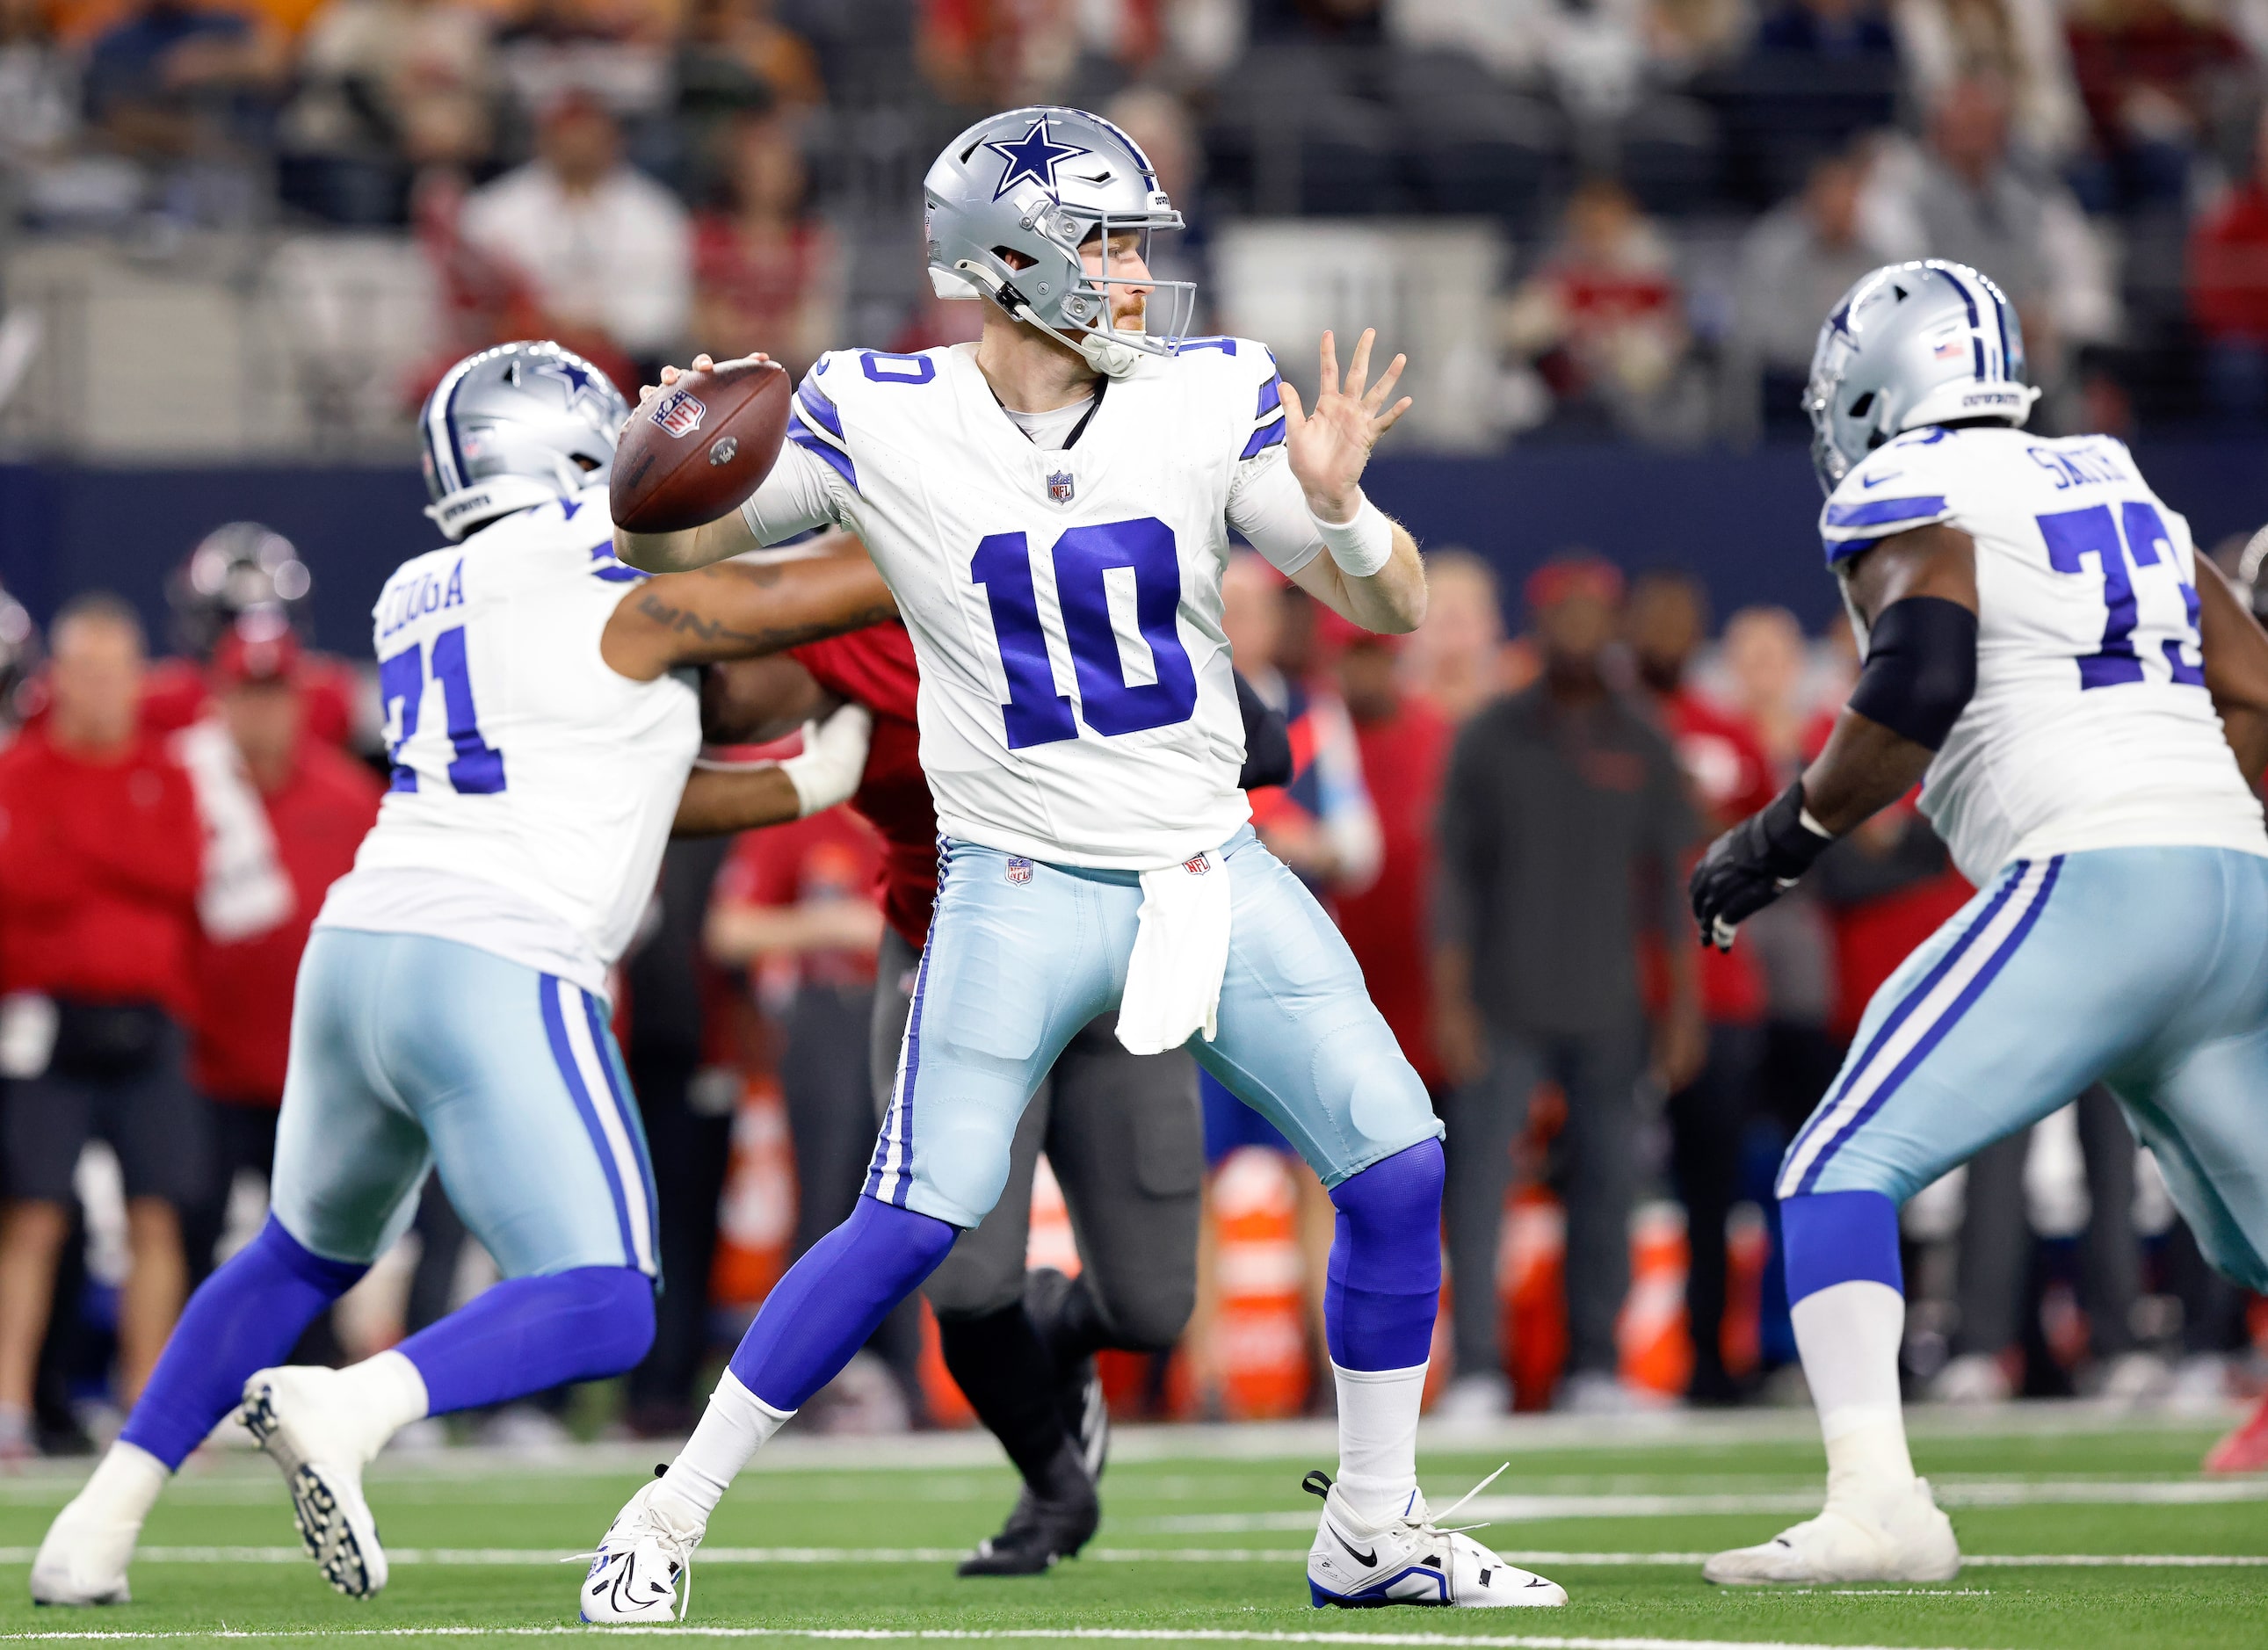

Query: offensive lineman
1691;260;2268;1583
582;105;1567;1617
31;342;895;1607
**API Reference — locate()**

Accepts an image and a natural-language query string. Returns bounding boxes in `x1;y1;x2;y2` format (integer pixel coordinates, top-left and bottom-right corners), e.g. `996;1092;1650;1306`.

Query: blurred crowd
0;517;2262;1456
5;0;2268;435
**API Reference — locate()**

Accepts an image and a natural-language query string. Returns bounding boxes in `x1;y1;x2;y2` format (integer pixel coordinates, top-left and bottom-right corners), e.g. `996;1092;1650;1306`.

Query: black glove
1689;782;1834;951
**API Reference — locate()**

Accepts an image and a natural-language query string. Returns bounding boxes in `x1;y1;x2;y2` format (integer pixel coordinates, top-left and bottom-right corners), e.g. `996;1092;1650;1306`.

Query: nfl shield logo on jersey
649;388;706;438
1005;857;1034;885
1047;470;1076;504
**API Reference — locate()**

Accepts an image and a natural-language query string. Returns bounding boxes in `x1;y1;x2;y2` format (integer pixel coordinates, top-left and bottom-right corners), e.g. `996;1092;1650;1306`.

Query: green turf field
0;1409;2259;1648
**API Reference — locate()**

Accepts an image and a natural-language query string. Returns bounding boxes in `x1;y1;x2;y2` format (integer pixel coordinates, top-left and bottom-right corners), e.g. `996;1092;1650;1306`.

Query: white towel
1116;848;1232;1056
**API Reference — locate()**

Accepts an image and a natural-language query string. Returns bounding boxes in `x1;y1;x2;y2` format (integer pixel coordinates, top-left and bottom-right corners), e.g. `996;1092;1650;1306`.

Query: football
610;356;793;535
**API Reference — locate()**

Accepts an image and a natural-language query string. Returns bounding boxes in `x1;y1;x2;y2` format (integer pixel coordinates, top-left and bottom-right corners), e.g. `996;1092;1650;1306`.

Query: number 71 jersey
1820;427;2268;885
788;340;1287;870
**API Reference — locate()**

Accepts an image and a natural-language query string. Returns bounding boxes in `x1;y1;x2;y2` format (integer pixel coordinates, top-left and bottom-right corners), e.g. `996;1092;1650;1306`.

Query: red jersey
1334;693;1451;1090
790;623;937;952
1659;687;1777;1025
0;725;201;1013
191;741;382;1105
714;808;885;991
141;654;366;749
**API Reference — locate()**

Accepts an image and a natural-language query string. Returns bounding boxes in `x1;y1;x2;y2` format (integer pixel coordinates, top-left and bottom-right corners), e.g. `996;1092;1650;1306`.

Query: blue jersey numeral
2037;501;2201;691
376;625;508;793
973;516;1199;749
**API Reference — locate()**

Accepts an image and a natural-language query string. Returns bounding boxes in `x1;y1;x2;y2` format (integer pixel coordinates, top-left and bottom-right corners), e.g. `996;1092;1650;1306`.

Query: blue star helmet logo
984;117;1091;202
533;355;601;406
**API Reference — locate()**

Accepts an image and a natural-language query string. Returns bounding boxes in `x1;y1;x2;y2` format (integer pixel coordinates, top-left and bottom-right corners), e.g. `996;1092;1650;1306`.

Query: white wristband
1310;490;1394;579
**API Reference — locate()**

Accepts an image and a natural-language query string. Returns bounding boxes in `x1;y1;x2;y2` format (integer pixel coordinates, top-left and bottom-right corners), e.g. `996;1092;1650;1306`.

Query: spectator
692;111;839;379
1890;0;2085;165
1504;177;1706;443
1731;146;1913;434
82;0;287;169
1753;0;1895;59
1717;603;1813;772
1433;554;1702;1415
0;0;146;225
174;624;381;1285
1405;549;1513;724
493;0;670;133
458;89;692;380
1627;567;1776;1404
0;595;204;1453
2065;0;2247;211
678;0;823;112
2191;106;2268;423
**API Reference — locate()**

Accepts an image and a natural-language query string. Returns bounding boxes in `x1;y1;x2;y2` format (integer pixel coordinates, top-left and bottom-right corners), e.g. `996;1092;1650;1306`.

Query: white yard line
0;1629;2004;1649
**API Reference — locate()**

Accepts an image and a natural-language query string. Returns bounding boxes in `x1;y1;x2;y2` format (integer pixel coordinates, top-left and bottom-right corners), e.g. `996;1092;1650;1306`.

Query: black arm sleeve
1235;670;1293;791
1847;596;1979;751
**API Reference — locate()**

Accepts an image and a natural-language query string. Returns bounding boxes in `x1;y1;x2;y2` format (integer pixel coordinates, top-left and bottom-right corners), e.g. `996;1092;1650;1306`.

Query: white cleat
1304;1467;1566;1609
580;1478;704;1624
1704;1476;1960;1585
239;1367;388;1599
30;1487;140;1605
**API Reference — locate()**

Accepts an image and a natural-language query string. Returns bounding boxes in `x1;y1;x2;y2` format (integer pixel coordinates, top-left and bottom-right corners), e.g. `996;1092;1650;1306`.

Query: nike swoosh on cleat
1329;1526;1377;1567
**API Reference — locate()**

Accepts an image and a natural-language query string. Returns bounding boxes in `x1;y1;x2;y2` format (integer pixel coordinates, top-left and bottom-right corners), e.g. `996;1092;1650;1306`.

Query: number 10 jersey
743;339;1312;870
1818;427;2268;885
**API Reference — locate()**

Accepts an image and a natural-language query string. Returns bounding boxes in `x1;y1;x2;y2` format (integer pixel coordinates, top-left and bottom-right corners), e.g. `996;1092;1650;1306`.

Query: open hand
1281;329;1410;522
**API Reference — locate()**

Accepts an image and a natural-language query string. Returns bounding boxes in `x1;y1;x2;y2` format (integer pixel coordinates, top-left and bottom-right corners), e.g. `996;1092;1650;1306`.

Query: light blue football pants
865;827;1442;1228
271;929;659;1278
1783;846;2268;1292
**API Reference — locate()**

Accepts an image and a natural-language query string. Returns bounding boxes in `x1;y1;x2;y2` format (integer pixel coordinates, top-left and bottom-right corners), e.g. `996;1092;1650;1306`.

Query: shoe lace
1409;1460;1510;1537
561;1491;702;1622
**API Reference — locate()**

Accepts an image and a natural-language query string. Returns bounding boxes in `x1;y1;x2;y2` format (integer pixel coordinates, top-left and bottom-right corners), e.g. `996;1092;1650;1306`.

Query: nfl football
610;357;793;535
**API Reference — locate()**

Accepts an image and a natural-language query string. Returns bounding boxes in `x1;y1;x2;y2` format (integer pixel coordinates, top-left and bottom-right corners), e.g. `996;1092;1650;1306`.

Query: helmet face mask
924;106;1198;377
418;342;629;540
1805;259;2040;496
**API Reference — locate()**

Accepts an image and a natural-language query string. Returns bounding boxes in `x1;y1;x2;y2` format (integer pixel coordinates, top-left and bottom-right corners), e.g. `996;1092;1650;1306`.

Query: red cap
1314;604;1403;658
211;622;302;687
1524;554;1625;615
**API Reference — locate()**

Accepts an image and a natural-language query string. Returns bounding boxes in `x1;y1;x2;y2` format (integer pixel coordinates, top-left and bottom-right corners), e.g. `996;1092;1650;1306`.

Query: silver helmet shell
419;341;630;540
1804;260;2040;494
924;105;1196;378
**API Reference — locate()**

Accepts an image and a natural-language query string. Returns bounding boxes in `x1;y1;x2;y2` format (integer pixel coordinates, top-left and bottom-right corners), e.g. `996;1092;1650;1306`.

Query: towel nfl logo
1047;470;1076;503
649;387;706;438
1006;857;1034;885
1182;853;1209;876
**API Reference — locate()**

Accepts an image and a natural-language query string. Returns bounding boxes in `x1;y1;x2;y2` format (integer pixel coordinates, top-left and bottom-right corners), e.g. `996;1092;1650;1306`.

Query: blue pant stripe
540;977;639;1270
1793;857;2063;1196
1783;860;2029;1170
580;993;659;1267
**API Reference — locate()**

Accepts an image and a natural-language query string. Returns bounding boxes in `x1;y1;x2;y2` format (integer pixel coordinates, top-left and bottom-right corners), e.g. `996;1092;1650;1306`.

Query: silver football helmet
419;341;630;540
1804;260;2041;494
924;105;1195;378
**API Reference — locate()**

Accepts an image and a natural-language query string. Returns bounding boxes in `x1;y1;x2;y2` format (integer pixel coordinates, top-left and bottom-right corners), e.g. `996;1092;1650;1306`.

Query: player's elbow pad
1847;596;1978;751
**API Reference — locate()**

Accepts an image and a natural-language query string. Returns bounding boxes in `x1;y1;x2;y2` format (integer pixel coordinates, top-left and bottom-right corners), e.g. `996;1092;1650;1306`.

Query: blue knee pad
1324;1139;1445;1370
397;1266;655;1415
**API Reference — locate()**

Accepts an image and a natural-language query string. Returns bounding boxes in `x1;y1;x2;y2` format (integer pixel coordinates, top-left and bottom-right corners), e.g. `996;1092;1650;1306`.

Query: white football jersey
316;485;700;994
744;338;1310;869
1821;427;2268;884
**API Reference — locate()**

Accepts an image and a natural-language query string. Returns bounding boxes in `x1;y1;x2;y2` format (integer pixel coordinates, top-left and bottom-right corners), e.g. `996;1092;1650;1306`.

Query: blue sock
1780;1188;1902;1306
728;1196;957;1411
119;1218;365;1470
1324;1140;1445;1370
398;1266;655;1415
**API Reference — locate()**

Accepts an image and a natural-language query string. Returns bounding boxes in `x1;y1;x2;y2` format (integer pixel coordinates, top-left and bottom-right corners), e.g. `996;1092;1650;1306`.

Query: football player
1692;260;2268;1583
29;341;895;1608
702;612;1291;1576
582;105;1568;1618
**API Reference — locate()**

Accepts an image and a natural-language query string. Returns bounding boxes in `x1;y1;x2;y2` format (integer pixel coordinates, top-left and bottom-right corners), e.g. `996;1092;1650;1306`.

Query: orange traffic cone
709;1075;795;1307
1212;1146;1310;1419
1503;1187;1568;1411
1619;1200;1692;1400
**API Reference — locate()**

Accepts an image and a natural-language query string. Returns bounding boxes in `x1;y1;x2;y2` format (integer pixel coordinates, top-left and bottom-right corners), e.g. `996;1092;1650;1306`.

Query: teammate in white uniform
1691;261;2268;1584
578;105;1568;1619
31;342;895;1609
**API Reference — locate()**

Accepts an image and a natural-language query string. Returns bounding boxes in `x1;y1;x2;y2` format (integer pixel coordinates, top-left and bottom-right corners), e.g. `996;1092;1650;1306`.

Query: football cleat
1704;1477;1960;1584
29;1489;138;1605
1303;1467;1566;1608
2204;1390;2268;1475
579;1478;703;1623
239;1367;388;1599
958;1470;1100;1577
1027;1270;1108;1482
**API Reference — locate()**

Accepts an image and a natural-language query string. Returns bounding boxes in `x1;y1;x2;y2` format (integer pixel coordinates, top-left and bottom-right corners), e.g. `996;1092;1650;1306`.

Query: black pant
1666;1024;1763;1397
180;1099;280;1286
625;1053;735;1422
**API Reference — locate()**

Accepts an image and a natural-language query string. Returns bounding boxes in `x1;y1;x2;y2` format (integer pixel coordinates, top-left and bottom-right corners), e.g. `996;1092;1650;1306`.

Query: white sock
79;1440;169;1526
656;1370;793;1524
329;1350;431;1461
1792;1280;1917;1499
1331;1360;1426;1525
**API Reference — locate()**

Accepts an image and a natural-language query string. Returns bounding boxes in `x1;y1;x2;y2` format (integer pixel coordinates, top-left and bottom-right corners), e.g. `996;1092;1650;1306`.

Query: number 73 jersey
1820;426;2268;885
757;340;1301;870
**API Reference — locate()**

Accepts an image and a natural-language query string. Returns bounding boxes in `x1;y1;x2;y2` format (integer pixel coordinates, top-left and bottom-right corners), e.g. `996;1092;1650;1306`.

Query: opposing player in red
699;547;1289;1574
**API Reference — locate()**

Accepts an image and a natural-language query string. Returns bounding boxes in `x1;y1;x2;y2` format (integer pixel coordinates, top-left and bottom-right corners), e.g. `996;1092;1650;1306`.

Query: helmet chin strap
953;258;1144;380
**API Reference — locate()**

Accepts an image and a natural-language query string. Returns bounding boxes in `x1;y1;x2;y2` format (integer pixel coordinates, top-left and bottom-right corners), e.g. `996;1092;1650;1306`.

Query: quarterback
584;105;1566;1617
1692;260;2268;1583
31;343;893;1607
